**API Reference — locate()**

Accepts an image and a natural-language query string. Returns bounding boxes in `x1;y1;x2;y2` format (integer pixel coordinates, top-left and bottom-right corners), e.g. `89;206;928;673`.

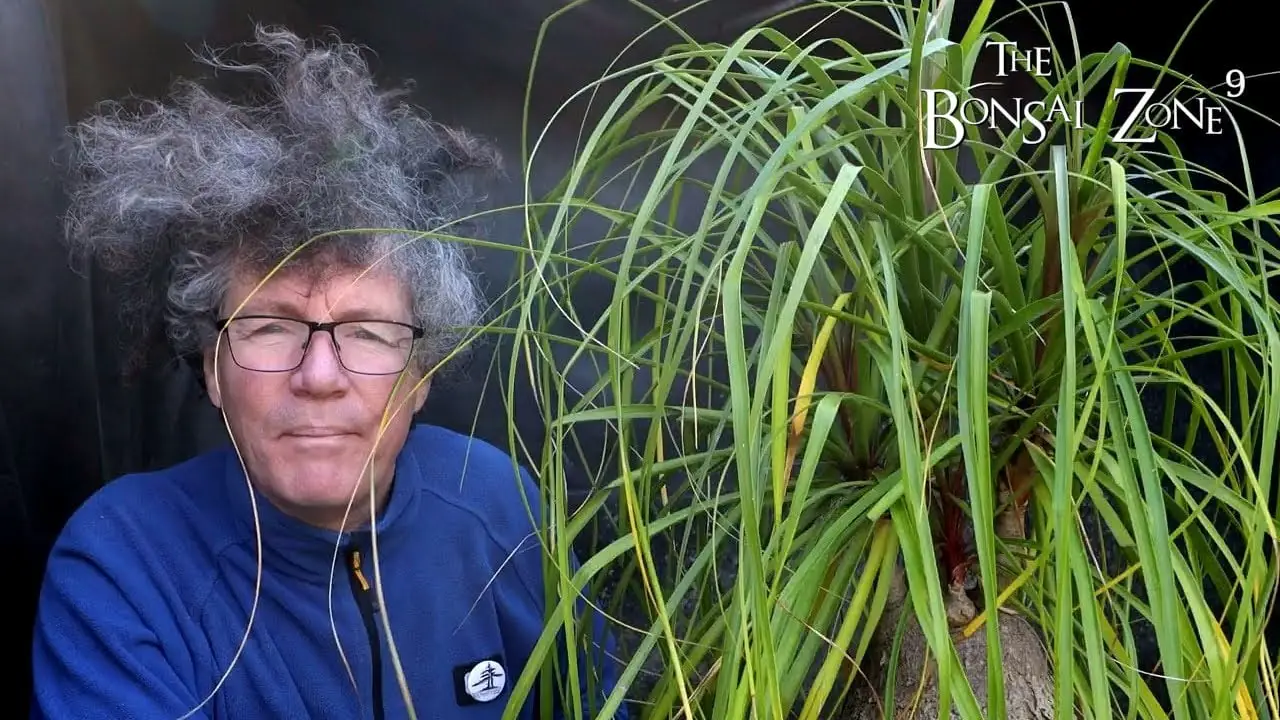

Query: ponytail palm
493;1;1280;717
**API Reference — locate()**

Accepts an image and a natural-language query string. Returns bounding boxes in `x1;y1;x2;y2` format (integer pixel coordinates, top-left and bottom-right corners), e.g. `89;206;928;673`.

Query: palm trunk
842;463;1054;719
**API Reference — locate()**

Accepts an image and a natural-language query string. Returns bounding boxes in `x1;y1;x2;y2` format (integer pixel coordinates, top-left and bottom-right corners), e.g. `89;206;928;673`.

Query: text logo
921;40;1244;149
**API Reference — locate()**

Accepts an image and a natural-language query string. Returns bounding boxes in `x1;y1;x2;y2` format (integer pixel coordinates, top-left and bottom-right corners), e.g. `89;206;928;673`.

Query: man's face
203;263;430;531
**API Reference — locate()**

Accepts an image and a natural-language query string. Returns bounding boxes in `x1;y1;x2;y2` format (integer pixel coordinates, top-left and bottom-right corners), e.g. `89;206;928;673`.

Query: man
31;26;625;719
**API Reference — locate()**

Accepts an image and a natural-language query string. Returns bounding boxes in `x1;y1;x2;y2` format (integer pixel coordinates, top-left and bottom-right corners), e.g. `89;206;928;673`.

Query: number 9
1226;69;1245;98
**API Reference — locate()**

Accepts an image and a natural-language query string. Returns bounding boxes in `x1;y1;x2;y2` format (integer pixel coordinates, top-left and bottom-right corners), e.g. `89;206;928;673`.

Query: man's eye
237;322;297;339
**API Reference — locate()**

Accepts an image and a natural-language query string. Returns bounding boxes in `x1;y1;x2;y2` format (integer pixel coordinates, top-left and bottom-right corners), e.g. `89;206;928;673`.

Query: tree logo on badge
464;659;506;702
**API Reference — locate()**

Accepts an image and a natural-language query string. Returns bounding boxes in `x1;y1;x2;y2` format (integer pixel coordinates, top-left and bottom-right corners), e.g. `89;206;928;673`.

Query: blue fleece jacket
31;424;625;719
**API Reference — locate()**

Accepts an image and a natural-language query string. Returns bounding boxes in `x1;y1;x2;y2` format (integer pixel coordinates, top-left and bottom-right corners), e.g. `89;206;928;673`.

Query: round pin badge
464;659;506;702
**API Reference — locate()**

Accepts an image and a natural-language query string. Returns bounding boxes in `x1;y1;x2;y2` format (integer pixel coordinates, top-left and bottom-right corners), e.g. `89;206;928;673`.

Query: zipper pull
349;549;380;612
350;549;371;591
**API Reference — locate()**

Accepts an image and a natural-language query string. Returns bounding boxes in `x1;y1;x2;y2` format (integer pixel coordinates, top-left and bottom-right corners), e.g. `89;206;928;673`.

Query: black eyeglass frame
214;314;426;375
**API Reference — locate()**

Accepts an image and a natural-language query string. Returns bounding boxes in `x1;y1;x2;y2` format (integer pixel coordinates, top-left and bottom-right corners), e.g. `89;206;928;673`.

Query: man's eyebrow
236;299;304;316
236;299;396;320
327;306;397;320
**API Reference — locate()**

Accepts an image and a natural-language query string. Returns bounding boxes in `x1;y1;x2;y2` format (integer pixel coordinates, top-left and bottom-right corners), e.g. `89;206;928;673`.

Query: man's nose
291;330;351;395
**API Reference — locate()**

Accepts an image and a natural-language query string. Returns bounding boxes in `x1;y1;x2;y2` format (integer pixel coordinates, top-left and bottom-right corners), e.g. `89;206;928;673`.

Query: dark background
2;0;1275;712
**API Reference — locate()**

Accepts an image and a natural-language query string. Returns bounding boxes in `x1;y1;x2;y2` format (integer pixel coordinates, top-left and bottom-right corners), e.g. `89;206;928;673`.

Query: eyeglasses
215;315;424;375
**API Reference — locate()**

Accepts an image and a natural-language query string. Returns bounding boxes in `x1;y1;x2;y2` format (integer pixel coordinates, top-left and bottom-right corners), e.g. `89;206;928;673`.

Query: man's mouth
284;428;356;439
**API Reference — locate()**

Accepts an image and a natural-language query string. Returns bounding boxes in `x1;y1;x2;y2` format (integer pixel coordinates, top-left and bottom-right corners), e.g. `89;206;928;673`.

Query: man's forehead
228;264;406;318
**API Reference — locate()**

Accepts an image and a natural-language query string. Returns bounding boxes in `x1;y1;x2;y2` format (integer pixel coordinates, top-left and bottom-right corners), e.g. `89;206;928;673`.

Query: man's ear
202;348;223;409
411;377;431;414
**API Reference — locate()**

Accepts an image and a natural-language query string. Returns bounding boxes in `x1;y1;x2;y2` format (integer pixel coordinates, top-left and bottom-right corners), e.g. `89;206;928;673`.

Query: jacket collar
219;440;422;583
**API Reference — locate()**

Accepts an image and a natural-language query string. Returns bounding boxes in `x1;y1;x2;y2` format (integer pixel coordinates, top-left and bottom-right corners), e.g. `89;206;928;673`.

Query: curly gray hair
62;25;500;377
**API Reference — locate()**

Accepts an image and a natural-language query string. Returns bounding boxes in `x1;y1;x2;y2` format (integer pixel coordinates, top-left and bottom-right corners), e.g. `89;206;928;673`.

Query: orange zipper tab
350;549;371;591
